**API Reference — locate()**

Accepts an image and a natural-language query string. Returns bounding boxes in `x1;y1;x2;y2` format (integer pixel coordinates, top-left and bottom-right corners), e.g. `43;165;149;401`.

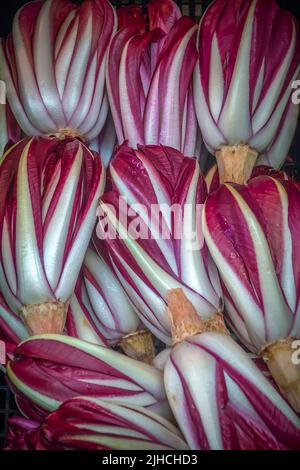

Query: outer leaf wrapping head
0;103;22;156
106;8;200;155
205;163;291;195
164;332;300;450
7;334;171;420
256;100;299;169
147;0;182;65
65;275;109;347
5;417;41;450
194;0;300;155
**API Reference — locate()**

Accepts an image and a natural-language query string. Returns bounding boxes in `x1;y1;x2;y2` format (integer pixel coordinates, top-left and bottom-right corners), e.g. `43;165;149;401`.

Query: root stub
262;338;300;414
119;330;156;364
167;288;228;345
48;128;85;141
215;144;258;185
22;301;68;335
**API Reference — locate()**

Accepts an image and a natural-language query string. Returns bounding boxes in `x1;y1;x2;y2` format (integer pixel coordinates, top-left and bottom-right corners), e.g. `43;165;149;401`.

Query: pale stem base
22;301;68;335
119;329;156;364
167;288;227;345
215;144;258;185
262;338;300;414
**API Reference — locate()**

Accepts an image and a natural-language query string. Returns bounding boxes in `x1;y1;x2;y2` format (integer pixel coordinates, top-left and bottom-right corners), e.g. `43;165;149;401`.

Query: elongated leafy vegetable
205;163;291;195
165;332;300;450
256;100;299;168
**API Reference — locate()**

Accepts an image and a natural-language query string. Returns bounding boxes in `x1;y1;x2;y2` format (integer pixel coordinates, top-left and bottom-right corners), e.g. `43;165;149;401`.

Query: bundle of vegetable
67;243;155;362
107;1;201;155
6;397;187;450
203;176;300;412
205;163;290;195
0;0;117;141
97;144;222;344
0;103;22;156
164;325;300;449
194;0;300;183
0;137;105;334
7;334;171;421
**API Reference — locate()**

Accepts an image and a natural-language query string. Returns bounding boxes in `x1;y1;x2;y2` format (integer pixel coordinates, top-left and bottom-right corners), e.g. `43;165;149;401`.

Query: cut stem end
167;288;227;345
48;128;85;141
215;144;258;185
22;301;67;335
262;338;300;413
119;330;156;364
